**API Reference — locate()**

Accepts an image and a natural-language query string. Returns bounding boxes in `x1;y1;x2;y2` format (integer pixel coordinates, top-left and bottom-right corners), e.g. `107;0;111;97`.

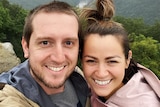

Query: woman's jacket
91;64;160;107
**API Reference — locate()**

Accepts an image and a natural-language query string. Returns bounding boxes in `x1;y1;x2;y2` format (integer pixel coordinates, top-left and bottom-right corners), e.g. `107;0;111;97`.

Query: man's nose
50;45;65;64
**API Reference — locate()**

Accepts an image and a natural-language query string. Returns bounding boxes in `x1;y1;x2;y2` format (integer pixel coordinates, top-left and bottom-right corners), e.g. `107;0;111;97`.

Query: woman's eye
86;60;96;63
84;59;97;66
108;60;118;64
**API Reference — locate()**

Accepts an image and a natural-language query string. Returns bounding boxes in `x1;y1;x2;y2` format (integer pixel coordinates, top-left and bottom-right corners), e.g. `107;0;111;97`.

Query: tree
114;16;160;43
0;0;28;61
114;16;149;36
129;33;160;78
147;21;160;42
0;3;11;41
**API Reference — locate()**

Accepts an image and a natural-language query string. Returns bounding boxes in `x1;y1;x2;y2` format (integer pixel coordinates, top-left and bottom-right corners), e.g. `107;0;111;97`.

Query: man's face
22;12;79;94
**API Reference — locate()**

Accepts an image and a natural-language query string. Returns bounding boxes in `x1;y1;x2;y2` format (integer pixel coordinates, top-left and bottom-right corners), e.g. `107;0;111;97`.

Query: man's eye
66;41;72;45
65;41;73;47
41;41;49;45
39;41;51;47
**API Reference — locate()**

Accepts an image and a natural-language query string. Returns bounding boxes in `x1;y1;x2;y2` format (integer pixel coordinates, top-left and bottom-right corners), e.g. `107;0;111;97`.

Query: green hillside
115;0;160;24
8;0;160;24
8;0;80;9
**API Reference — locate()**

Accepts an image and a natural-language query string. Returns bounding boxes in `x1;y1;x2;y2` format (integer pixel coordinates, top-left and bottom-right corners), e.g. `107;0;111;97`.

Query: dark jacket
0;60;89;107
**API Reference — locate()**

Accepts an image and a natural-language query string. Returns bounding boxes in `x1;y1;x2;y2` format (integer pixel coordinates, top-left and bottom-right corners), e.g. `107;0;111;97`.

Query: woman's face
82;34;131;99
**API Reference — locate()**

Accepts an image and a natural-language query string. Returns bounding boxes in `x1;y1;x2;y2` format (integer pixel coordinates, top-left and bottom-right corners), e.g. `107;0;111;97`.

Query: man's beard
31;68;65;89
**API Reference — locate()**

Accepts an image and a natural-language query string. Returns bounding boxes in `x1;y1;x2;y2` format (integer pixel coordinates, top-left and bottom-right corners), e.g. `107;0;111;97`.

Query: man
0;1;89;107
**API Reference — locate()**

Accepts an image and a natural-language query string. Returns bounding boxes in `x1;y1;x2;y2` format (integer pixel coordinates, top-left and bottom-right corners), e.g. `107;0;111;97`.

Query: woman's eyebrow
106;56;121;60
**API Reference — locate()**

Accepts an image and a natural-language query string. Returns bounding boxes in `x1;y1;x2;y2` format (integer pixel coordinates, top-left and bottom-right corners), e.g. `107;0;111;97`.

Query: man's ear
126;50;132;69
21;37;29;58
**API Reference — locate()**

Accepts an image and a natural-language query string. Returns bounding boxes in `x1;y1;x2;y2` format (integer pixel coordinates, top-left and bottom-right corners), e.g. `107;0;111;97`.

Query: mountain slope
115;0;160;24
8;0;160;24
8;0;81;9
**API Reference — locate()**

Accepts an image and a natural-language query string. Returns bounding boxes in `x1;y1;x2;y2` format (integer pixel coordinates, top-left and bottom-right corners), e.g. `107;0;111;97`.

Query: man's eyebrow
64;37;78;40
36;37;51;40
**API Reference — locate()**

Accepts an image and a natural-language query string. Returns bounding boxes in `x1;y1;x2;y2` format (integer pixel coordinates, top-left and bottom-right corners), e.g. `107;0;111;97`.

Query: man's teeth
48;66;64;72
95;79;111;85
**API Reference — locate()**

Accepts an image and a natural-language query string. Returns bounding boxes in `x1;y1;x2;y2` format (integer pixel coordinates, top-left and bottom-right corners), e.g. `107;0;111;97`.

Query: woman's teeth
95;79;111;85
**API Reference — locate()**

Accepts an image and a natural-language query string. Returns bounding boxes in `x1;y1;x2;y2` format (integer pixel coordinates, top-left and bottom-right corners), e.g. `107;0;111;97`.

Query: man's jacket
0;60;89;107
0;83;39;107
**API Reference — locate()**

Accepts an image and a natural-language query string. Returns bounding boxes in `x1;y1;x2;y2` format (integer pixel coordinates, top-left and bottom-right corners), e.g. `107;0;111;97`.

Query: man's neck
40;83;65;95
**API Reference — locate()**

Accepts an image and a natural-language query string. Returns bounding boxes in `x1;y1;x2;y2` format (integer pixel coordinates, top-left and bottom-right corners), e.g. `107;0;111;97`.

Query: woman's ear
126;50;132;69
21;37;29;58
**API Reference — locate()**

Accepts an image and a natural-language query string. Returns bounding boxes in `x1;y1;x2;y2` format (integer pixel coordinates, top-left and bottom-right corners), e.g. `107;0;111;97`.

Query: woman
80;0;160;106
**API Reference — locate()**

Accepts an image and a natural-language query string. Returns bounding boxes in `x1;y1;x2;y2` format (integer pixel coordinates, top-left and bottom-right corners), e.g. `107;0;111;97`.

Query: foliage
0;2;11;40
129;33;160;78
146;21;160;42
114;16;160;42
114;16;149;36
0;0;28;61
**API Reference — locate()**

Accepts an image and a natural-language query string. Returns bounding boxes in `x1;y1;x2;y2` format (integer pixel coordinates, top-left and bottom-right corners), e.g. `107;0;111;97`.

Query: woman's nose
96;63;109;77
